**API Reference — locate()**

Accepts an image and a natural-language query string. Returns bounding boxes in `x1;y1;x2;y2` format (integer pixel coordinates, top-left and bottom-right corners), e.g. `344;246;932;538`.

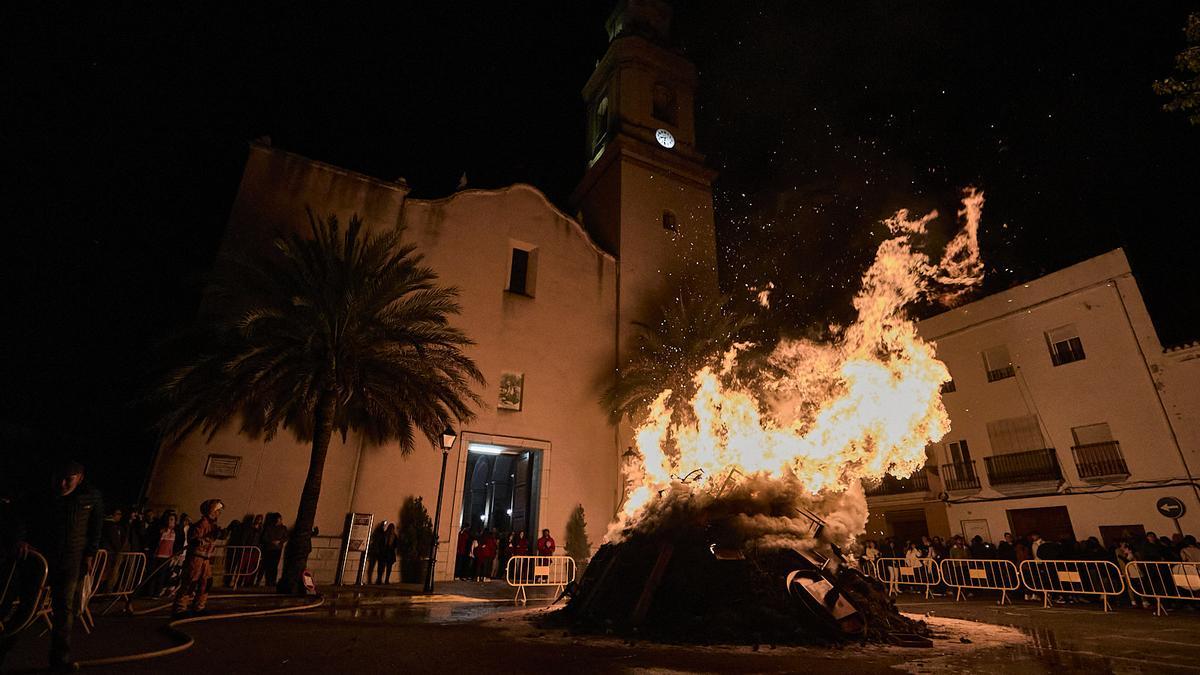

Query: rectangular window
947;440;972;466
506;244;538;297
592;96;610;153
982;344;1015;382
662;210;677;232
508;249;529;294
986;415;1047;454
1047;324;1086;366
943;440;978;489
1071;422;1128;479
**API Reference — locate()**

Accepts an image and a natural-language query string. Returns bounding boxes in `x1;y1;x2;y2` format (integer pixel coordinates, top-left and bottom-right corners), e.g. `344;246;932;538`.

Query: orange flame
614;190;986;544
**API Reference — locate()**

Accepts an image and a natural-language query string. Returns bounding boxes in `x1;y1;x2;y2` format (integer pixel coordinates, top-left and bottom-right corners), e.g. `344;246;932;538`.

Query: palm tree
157;210;484;593
603;291;754;426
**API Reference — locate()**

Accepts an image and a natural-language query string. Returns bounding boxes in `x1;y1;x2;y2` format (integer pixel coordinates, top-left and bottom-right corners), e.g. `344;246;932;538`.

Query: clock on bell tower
572;0;719;357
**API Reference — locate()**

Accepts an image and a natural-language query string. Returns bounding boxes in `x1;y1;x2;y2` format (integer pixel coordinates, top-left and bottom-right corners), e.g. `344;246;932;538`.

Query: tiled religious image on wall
498;371;524;411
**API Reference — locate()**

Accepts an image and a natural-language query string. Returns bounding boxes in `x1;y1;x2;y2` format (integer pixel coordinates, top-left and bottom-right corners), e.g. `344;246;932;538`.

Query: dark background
4;1;1198;504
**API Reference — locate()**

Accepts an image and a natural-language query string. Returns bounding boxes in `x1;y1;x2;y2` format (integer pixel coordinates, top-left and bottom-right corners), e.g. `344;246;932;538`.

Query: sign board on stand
348;513;373;552
335;512;374;585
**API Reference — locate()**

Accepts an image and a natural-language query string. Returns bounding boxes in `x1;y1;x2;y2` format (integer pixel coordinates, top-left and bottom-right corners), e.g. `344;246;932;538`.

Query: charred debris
543;498;929;647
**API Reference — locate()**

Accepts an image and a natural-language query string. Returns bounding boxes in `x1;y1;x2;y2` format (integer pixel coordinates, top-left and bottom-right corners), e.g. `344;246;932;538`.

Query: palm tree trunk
277;389;337;594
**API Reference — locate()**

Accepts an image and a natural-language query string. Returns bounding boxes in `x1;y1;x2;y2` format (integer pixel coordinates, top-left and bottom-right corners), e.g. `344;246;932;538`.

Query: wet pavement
3;585;1198;673
895;596;1200;673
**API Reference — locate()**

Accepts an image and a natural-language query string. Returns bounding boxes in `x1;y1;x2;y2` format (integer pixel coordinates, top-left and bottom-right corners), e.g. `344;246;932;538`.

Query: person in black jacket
99;506;128;591
256;513;288;587
5;459;104;672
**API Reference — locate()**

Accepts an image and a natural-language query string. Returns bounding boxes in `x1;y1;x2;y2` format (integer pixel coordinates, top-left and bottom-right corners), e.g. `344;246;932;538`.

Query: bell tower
572;0;719;353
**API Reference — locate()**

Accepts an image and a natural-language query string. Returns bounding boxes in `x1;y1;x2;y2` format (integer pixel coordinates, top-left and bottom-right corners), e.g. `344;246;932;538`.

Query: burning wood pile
550;191;988;646
548;487;928;645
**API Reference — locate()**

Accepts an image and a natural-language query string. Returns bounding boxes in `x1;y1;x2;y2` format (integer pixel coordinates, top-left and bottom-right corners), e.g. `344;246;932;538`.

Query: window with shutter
1071;423;1113;446
986;415;1047;454
1046;324;1086;366
982;345;1015;382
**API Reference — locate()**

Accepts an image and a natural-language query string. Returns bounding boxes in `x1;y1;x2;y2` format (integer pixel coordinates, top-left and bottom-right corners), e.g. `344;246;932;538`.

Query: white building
866;249;1200;547
146;0;718;583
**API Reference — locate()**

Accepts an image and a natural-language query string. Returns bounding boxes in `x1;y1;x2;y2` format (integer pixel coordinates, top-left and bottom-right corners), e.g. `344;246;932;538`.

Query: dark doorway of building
886;509;929;546
460;442;541;540
1099;524;1146;549
1006;506;1075;542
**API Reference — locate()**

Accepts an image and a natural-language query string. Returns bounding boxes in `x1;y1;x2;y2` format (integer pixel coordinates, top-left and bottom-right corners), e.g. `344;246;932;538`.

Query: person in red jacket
537;528;556;556
473;530;497;582
512;531;529;555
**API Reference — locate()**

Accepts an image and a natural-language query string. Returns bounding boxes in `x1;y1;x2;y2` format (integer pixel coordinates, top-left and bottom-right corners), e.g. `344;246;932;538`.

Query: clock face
655;128;676;149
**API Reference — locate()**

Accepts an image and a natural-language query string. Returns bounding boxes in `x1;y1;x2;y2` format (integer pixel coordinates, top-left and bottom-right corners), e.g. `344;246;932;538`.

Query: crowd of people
859;530;1200;566
357;523;559;585
90;502;290;596
857;529;1200;607
0;459;299;672
452;527;556;582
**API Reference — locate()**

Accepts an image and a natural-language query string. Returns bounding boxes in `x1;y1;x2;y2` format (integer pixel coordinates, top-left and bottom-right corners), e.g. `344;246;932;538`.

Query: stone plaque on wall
204;454;241;478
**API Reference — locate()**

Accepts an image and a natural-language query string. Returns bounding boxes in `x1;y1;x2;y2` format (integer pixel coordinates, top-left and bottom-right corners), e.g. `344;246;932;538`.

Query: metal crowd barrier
853;557;877;579
505;555;576;604
77;549;109;633
938;558;1021;604
1019;559;1125;612
875;557;941;599
213;545;262;586
90;552;147;616
1125;560;1200;616
0;550;49;639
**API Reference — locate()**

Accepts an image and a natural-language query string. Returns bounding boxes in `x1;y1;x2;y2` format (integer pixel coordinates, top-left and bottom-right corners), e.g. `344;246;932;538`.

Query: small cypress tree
565;504;592;575
398;496;434;581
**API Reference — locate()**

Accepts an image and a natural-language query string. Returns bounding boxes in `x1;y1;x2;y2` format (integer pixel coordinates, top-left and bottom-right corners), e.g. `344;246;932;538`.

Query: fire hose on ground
75;592;325;669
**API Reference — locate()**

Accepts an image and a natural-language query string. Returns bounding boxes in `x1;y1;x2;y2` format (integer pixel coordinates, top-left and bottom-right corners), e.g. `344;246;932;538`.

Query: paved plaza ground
3;583;1199;673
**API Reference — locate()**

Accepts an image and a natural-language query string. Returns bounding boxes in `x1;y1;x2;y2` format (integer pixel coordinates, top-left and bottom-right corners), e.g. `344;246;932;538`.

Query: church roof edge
245;142;615;264
412;183;616;264
248;141;411;194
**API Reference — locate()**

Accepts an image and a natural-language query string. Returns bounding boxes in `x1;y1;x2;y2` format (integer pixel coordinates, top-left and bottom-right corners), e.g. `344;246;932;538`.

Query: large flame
614;189;986;547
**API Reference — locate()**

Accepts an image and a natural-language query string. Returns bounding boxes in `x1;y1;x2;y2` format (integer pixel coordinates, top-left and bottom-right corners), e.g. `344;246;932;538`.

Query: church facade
146;0;717;583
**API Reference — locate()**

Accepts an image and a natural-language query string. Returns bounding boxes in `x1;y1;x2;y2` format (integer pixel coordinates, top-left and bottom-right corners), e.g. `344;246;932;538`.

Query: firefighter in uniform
173;498;224;617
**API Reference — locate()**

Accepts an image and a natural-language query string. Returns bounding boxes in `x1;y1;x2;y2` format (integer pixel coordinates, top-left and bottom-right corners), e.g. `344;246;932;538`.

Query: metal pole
424;448;450;593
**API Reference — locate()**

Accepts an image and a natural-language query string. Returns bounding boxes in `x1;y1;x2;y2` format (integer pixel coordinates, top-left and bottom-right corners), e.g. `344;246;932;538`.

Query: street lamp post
424;426;457;593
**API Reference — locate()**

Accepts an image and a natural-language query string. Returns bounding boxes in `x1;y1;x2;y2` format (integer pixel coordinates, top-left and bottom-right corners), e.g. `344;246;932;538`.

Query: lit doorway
459;442;541;539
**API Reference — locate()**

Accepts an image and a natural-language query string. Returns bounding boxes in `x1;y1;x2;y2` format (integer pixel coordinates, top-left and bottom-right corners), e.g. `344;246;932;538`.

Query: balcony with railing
864;471;930;498
986;364;1016;382
1071;441;1130;481
940;461;981;491
983;448;1063;487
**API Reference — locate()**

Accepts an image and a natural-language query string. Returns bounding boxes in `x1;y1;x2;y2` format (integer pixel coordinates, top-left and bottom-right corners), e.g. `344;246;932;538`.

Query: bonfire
549;190;986;645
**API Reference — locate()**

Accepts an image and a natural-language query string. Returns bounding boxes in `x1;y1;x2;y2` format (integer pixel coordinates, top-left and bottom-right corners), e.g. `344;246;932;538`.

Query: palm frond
602;289;755;425
156;211;485;452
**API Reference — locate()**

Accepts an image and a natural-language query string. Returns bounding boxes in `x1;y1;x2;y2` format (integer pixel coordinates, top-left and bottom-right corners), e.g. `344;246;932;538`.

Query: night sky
5;2;1199;503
